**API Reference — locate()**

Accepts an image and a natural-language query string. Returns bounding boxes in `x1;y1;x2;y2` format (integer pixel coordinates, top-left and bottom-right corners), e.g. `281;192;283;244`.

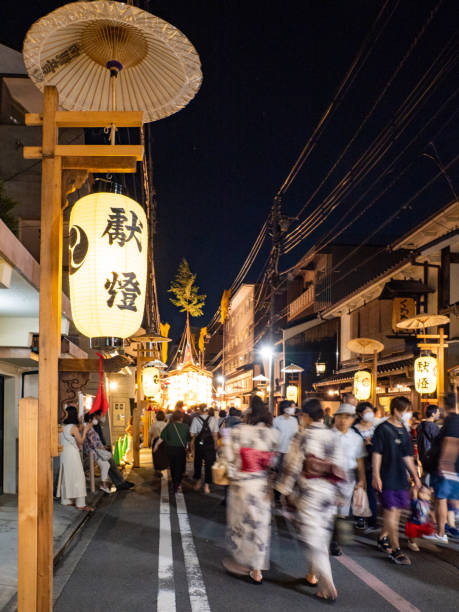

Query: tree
0;179;18;234
168;259;206;324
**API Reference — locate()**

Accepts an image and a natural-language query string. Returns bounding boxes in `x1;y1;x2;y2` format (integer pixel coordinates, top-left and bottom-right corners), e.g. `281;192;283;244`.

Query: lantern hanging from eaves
354;370;372;401
414;354;437;395
143;363;161;399
69;190;148;338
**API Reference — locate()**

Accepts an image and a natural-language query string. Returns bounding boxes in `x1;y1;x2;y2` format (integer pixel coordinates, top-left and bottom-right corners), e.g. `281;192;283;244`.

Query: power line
276;0;399;198
284;33;457;249
283;35;458;252
207;218;269;333
314;152;459;301
290;92;459;270
282;0;444;241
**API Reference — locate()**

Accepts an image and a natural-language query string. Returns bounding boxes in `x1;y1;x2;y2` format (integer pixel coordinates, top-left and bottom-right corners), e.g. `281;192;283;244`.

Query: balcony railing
288;285;315;320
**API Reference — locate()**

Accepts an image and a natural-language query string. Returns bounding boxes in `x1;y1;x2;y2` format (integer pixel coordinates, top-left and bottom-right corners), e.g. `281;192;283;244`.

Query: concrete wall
0;361;23;494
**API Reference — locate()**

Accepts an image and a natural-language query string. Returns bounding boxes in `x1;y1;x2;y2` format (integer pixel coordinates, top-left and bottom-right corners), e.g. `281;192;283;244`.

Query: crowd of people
58;391;458;603
146;392;458;602
57;406;134;510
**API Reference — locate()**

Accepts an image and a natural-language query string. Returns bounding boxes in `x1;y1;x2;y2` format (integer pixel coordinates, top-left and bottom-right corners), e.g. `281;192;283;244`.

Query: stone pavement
0;491;102;611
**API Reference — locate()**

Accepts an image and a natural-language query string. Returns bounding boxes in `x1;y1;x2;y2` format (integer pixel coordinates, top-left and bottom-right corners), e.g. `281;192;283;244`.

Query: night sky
1;1;458;340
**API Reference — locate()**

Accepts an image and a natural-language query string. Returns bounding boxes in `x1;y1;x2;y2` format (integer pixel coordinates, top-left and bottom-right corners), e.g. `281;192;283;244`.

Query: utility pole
268;196;282;413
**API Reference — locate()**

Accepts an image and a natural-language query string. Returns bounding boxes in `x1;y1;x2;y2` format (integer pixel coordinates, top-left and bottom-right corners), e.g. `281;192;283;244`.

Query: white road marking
176;491;211;612
157;476;176;612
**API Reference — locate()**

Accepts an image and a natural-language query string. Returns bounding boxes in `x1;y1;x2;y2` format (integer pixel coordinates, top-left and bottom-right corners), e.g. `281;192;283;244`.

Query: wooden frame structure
18;86;144;612
416;329;448;405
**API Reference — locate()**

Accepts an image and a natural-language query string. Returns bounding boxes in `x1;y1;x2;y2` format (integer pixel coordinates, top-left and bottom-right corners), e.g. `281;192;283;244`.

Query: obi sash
240;447;273;472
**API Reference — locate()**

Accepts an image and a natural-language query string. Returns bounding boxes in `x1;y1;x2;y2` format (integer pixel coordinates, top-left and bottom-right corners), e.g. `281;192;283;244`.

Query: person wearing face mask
353;402;379;532
372;396;421;565
88;409;135;492
329;403;366;555
273;400;299;478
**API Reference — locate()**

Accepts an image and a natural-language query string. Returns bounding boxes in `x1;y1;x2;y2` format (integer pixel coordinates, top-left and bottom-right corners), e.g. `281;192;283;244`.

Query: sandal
389;548;411;565
377;535;392;554
77;505;95;512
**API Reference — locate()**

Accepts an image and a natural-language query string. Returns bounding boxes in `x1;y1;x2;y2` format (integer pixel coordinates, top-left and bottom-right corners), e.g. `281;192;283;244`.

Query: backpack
416;422;438;472
417;422;429;465
195;416;214;449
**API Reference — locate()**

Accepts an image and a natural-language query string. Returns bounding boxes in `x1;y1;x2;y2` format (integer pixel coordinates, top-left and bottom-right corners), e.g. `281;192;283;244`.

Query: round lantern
354;370;372;401
143;363;161;398
414;355;437;394
286;384;298;404
69;191;148;338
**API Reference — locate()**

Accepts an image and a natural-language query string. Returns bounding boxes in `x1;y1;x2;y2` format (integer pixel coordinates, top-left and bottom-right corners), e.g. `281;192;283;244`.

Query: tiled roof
315;356;413;386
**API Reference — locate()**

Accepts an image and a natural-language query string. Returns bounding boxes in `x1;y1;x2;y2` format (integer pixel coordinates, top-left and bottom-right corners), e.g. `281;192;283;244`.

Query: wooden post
21;99;145;609
372;350;378;407
89;452;95;493
37;86;62;612
133;345;144;467
18;398;39;612
438;327;445;402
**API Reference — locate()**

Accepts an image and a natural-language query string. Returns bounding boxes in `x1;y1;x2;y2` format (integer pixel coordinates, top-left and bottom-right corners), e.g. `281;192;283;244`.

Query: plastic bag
352;486;372;517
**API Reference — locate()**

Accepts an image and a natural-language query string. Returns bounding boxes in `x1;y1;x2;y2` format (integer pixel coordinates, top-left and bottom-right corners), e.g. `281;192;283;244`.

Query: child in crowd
405;485;435;552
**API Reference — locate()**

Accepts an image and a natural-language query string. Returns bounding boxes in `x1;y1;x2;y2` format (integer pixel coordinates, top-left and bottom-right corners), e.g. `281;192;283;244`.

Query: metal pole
372;350;378;406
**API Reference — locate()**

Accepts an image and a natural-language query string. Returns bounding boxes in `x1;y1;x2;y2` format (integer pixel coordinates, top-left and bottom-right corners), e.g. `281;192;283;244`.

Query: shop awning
378;279;433;299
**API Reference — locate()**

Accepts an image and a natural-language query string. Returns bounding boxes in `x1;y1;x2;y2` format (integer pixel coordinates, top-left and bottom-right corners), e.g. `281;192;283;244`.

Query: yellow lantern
414;355;437;394
354;370;372;401
143;364;161;398
69;191;148;338
286;384;298;404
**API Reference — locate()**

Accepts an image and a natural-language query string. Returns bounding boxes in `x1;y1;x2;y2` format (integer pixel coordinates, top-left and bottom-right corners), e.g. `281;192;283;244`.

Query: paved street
53;454;458;612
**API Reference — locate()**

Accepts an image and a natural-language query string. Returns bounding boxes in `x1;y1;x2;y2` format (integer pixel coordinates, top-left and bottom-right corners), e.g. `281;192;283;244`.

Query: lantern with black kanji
354;370;372;401
143;363;161;399
414;355;437;395
69;191;148;338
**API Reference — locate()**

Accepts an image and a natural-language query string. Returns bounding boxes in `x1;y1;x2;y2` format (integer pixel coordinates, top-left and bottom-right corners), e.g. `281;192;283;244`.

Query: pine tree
168;258;206;320
0;179;18;234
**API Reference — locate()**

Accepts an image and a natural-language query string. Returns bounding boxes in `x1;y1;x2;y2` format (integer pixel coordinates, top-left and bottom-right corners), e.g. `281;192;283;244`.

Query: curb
3;491;104;612
53;490;104;566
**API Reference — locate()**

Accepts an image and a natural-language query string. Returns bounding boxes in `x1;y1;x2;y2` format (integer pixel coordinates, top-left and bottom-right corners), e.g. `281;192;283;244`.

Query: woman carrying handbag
149;410;169;476
154;410;191;492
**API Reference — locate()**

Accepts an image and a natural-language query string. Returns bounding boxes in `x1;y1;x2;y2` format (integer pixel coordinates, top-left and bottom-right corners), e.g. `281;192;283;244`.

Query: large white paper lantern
354;370;372;401
414;355;437;394
69;192;147;338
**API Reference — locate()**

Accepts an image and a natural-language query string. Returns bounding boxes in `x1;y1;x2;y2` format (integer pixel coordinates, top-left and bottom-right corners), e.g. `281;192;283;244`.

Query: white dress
57;424;86;502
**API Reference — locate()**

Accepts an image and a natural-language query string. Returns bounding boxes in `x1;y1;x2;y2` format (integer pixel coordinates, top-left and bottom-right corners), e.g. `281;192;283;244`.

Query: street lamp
260;345;275;412
315;360;326;376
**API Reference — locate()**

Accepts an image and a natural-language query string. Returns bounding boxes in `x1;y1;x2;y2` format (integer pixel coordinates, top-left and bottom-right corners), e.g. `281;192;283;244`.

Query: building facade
223;284;257;408
313;200;459;413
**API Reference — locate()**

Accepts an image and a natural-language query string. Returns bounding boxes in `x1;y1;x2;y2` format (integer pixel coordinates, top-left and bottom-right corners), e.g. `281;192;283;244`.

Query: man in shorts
424;393;459;543
372;396;421;565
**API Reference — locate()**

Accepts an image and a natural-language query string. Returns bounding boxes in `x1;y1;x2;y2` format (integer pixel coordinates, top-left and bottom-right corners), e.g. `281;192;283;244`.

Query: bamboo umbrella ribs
396;314;450;330
23;0;202;123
